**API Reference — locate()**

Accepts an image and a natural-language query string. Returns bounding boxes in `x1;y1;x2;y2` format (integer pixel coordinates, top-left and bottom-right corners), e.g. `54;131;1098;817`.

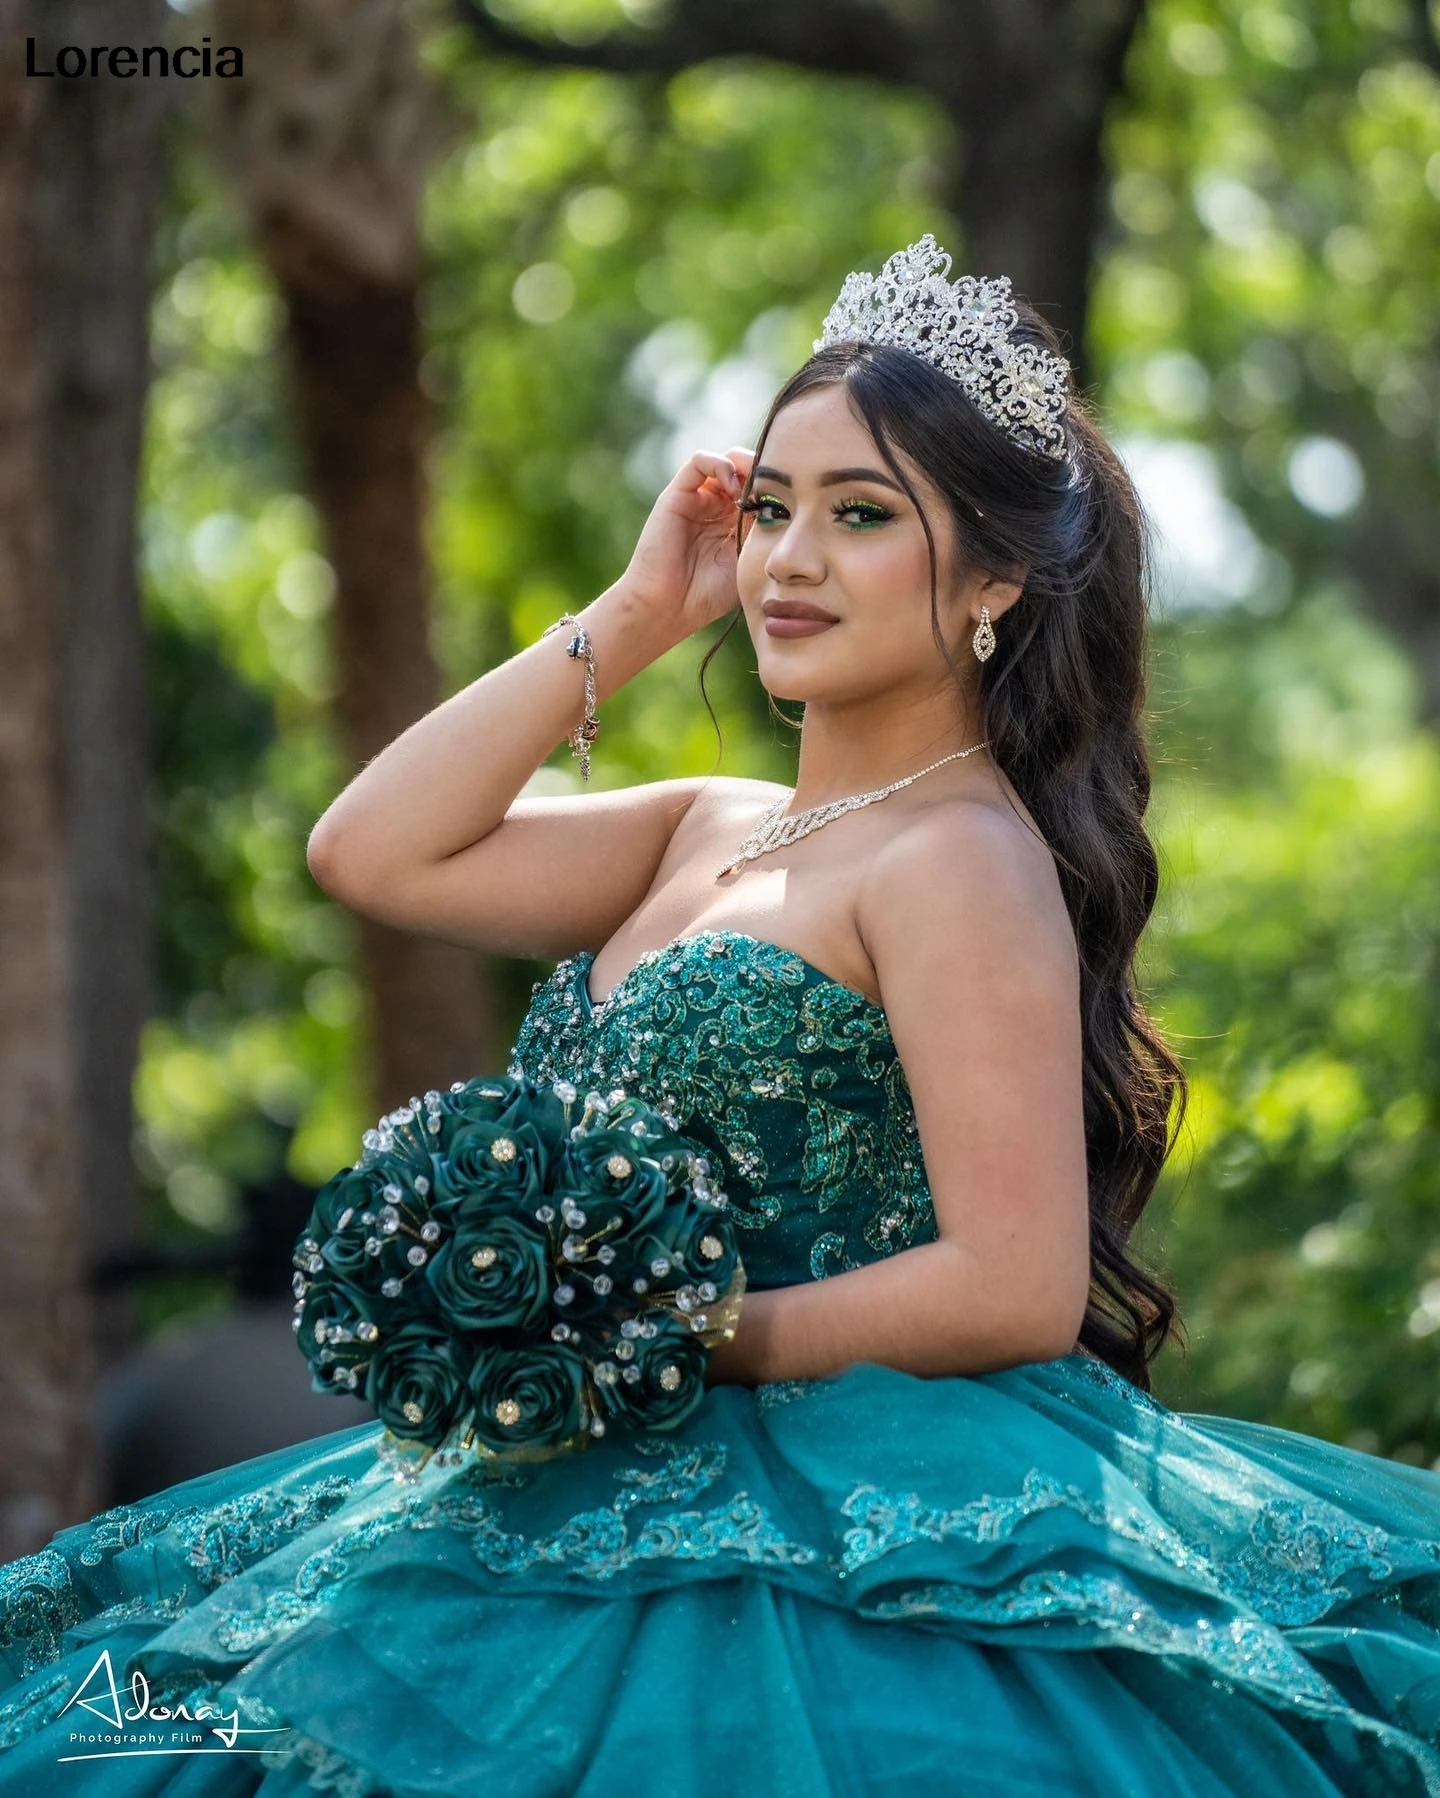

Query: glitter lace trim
0;1473;356;1684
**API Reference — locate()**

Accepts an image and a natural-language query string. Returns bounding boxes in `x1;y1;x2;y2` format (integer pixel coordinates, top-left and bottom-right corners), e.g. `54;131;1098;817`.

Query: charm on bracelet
541;611;599;781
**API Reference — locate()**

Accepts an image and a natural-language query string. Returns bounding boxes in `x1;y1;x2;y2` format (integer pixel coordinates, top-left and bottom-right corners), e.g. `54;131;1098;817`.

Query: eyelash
737;494;894;530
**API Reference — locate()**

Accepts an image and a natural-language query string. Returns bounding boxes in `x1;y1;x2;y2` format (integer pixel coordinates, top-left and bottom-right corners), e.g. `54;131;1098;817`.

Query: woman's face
735;383;979;706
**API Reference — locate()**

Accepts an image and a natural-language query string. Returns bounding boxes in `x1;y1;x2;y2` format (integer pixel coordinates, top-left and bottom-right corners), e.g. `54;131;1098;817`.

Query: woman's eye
737;495;893;528
834;498;893;526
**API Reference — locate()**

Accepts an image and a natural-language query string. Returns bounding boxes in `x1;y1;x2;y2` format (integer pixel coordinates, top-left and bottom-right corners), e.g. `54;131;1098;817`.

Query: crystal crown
813;233;1070;462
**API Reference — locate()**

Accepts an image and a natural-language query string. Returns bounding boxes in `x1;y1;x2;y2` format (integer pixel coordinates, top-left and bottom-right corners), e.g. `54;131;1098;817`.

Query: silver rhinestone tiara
813;233;1071;462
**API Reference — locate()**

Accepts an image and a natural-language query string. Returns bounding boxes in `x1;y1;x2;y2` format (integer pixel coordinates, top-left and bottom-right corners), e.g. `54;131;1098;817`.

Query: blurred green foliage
1137;591;1438;1459
133;0;1438;1458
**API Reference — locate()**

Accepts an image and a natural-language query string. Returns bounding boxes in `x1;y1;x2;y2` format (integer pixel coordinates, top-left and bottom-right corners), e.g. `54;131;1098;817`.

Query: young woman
1;237;1436;1797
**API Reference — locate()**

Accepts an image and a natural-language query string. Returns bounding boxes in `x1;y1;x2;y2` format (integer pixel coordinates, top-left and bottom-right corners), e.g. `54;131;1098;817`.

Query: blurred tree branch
454;0;914;81
1408;0;1439;72
453;0;1151;390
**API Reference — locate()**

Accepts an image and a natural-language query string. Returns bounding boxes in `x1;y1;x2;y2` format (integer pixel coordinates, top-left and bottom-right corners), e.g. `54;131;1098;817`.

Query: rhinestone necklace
715;742;990;878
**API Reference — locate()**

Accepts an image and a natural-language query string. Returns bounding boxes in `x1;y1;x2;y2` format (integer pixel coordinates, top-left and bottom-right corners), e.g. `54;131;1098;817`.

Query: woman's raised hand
614;447;757;642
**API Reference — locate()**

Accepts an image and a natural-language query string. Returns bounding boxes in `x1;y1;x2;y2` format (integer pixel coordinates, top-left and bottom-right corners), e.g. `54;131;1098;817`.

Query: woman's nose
763;519;825;582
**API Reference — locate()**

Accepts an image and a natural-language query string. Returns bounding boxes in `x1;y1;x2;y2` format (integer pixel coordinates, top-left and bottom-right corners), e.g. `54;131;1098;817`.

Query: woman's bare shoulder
706;774;792;801
860;791;1076;973
682;774;791;827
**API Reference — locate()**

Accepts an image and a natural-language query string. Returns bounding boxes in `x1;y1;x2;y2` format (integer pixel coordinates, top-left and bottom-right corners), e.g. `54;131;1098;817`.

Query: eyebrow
751;464;906;495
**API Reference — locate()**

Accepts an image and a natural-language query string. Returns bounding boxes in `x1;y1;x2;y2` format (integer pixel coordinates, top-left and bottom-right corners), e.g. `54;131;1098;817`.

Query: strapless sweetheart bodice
506;928;938;1289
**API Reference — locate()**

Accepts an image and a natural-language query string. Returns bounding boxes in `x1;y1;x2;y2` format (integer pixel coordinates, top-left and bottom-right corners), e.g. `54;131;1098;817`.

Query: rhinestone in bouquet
291;1075;746;1481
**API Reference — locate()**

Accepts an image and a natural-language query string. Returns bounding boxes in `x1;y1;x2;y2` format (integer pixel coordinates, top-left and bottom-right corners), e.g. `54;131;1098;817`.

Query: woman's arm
307;580;675;884
709;802;1092;1386
705;1236;1081;1386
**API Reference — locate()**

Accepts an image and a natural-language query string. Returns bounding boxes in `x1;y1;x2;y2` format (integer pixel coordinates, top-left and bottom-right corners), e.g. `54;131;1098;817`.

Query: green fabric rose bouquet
291;1075;746;1482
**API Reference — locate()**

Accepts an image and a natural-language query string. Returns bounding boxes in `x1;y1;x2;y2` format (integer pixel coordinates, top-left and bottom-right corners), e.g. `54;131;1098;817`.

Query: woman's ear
980;567;1029;618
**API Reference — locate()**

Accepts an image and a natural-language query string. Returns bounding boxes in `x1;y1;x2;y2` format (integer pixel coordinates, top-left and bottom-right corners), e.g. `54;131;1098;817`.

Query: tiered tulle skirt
2;1349;1438;1796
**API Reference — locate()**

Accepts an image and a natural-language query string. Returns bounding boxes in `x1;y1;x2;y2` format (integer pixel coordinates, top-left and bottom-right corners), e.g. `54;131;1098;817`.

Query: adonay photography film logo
55;1649;292;1766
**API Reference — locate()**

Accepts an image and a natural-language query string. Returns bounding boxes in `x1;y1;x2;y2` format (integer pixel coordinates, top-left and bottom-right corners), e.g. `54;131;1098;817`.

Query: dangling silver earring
972;604;996;663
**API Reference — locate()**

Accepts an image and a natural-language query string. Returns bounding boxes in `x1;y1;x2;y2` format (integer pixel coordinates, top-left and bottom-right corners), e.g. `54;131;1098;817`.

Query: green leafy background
135;0;1440;1466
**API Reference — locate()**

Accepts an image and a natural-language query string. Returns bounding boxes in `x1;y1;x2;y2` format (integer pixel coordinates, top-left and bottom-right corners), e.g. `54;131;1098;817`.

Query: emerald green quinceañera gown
3;929;1439;1797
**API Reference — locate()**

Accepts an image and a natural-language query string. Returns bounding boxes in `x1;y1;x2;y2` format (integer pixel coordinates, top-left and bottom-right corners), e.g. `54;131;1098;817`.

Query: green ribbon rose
424;1207;552;1332
367;1322;470;1449
309;1166;371;1237
433;1077;569;1165
296;1279;384;1395
595;1312;710;1434
466;1340;588;1454
656;1198;742;1294
553;1122;673;1242
430;1119;550;1215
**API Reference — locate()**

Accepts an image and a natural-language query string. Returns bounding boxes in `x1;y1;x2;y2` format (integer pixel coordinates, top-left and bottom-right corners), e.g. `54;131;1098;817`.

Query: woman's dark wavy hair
694;308;1190;1391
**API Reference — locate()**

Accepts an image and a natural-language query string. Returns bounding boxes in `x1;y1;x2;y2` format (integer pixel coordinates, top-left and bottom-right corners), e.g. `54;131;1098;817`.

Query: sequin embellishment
508;930;936;1289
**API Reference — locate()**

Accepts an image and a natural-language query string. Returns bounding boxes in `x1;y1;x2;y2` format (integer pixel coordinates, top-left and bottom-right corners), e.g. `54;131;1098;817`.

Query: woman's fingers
678;449;756;492
719;448;754;494
707;451;744;496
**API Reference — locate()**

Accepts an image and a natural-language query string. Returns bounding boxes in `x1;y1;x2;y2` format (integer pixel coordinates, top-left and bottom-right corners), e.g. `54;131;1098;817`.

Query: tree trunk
932;0;1148;392
276;237;495;1113
0;0;100;1557
31;0;173;1384
207;0;488;1117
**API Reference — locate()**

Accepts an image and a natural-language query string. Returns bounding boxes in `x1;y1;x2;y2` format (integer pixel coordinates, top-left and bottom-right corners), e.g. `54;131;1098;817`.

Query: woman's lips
763;615;837;637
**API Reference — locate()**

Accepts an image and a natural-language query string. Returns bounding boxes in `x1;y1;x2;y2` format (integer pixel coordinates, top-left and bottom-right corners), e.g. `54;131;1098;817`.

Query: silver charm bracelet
541;612;599;782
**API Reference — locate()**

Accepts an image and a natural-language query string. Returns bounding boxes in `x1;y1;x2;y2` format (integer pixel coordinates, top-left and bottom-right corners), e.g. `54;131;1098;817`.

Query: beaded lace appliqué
0;1475;356;1689
508;930;936;1287
205;1437;824;1657
0;1550;79;1683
